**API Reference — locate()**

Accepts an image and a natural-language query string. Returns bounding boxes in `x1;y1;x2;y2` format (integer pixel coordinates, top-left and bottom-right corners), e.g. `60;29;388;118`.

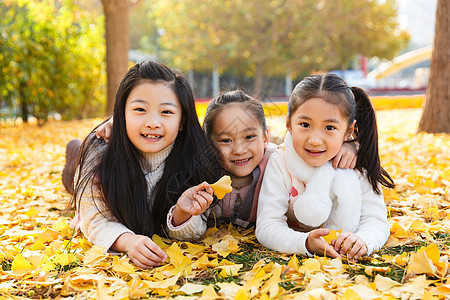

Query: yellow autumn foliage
0;108;449;299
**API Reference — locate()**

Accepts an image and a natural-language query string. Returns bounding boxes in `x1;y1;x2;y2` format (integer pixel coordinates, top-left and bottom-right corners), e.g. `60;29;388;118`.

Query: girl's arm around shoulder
354;171;390;255
255;151;309;255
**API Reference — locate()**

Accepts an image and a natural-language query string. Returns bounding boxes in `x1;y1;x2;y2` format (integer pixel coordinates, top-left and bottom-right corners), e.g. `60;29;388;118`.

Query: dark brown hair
203;90;267;138
288;73;394;194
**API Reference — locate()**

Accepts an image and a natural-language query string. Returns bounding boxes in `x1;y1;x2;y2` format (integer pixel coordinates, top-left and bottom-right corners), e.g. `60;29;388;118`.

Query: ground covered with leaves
0;108;449;299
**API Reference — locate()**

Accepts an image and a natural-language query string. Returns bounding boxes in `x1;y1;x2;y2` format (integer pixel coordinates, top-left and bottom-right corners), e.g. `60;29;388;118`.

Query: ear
346;120;356;140
179;118;184;131
286;117;292;135
263;128;269;149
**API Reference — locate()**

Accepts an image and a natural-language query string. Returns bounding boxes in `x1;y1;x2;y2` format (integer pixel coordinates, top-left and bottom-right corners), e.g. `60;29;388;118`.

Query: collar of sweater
284;132;325;182
142;142;174;173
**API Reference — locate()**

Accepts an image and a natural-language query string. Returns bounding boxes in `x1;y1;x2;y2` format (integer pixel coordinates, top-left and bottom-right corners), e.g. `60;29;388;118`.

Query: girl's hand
305;228;341;258
173;182;214;226
113;232;167;269
332;141;357;169
95;118;113;142
331;231;367;261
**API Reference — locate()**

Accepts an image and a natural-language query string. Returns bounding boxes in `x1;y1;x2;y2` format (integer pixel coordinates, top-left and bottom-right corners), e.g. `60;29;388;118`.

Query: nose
307;132;323;146
145;115;161;129
232;140;247;155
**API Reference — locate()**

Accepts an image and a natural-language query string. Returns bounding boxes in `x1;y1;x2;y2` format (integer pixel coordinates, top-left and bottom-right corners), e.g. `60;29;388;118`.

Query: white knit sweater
77;142;173;250
256;143;390;256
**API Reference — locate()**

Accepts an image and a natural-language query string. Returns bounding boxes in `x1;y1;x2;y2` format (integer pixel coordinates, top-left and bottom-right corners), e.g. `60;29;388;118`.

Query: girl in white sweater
256;73;395;261
72;60;221;269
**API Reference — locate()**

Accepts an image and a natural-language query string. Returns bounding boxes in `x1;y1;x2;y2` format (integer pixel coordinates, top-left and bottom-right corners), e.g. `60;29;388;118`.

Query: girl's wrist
172;205;192;226
111;232;134;252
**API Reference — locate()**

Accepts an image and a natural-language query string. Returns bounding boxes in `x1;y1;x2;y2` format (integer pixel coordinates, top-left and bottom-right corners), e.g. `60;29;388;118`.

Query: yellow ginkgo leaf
322;228;342;244
210;175;232;199
112;256;136;274
218;264;243;278
406;246;438;276
25;207;38;218
200;284;219;299
11;253;34;276
152;234;170;250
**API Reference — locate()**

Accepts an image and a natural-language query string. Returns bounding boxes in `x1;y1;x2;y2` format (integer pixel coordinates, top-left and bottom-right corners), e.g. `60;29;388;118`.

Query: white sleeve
166;205;207;241
78;183;133;250
77;143;133;250
255;152;310;255
355;173;390;255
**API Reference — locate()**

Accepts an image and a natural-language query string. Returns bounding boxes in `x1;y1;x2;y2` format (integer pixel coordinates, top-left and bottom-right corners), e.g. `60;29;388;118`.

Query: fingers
332;153;341;169
144;238;167;261
347;241;367;261
333;231;350;252
310;228;330;238
95;130;102;139
128;238;167;269
333;232;367;261
190;191;213;214
203;182;213;195
349;156;357;169
332;153;353;169
332;142;358;169
95;124;112;143
324;244;341;259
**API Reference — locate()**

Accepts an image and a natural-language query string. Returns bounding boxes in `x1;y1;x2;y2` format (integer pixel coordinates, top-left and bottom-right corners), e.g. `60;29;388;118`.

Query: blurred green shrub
0;0;106;123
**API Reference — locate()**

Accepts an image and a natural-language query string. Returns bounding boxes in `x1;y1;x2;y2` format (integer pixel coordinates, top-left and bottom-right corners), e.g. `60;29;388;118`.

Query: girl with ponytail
256;73;394;261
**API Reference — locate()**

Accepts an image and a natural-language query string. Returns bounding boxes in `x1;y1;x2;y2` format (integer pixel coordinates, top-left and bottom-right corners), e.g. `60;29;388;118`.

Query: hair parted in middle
203;90;267;138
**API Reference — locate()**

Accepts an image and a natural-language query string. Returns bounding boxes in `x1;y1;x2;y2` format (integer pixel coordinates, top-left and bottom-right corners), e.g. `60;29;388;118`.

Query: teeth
144;134;160;139
234;158;249;163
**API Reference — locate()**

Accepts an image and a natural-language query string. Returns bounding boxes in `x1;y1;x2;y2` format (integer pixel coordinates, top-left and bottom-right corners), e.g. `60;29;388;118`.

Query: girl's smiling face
125;81;182;153
287;97;354;167
212;104;269;177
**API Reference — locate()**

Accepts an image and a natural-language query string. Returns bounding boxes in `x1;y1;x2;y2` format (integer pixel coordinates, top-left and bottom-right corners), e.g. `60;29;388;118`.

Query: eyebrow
217;127;259;136
129;99;178;107
297;115;340;123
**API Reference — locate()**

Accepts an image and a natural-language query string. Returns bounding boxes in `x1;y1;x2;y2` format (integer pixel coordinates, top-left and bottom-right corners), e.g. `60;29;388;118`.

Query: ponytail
352;87;395;194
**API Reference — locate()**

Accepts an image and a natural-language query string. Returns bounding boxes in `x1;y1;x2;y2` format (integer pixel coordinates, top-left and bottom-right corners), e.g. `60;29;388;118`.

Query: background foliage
0;0;105;123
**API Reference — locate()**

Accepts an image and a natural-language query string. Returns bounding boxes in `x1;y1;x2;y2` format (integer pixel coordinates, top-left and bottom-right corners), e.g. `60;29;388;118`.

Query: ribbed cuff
166;205;207;241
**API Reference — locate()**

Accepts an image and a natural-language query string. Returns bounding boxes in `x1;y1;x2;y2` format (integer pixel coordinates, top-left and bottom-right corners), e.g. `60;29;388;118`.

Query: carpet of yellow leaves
0;109;449;299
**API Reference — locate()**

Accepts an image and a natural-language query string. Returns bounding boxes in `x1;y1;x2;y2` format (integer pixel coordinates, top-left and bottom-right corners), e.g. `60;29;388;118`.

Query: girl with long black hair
72;60;221;269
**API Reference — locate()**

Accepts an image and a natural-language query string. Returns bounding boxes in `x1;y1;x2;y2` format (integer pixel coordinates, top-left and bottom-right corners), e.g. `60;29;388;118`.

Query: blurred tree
418;0;449;133
129;0;158;52
316;0;409;74
0;0;105;122
153;0;319;96
101;0;142;114
151;0;408;97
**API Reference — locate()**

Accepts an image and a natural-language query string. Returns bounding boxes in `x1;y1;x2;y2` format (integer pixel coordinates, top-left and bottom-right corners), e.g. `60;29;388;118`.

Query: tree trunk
254;62;264;98
418;0;449;133
101;0;130;115
19;87;29;123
